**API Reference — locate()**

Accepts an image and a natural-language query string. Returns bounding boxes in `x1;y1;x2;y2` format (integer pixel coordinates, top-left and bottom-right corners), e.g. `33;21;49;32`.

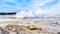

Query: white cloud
31;0;54;7
43;1;60;16
32;0;60;16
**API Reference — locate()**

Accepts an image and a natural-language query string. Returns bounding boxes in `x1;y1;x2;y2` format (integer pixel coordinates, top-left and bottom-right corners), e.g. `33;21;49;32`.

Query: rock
5;24;30;34
0;23;59;34
0;28;9;34
57;32;60;34
9;31;17;34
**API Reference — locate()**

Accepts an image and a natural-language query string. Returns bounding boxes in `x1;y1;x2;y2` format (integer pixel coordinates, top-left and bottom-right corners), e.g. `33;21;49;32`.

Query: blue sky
0;0;60;17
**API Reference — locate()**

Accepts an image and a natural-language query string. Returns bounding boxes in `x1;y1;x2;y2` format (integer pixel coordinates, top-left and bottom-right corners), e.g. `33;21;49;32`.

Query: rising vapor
15;0;60;18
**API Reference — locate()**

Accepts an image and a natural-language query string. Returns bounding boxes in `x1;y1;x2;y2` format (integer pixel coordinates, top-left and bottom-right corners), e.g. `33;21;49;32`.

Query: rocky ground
0;18;60;34
0;22;60;34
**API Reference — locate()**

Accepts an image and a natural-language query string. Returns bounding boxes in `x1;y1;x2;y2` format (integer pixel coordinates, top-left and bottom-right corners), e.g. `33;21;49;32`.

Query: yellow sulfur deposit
15;16;19;19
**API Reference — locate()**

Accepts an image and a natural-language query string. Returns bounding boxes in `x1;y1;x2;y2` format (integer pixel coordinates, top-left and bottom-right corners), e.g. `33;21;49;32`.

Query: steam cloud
16;0;60;18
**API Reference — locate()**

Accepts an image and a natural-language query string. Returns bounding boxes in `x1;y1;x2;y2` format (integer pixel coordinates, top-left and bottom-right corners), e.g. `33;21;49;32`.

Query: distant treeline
0;12;16;15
